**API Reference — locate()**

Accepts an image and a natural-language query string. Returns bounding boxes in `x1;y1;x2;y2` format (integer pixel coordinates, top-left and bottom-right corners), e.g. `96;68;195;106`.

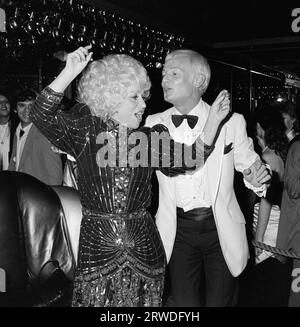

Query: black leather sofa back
0;171;78;306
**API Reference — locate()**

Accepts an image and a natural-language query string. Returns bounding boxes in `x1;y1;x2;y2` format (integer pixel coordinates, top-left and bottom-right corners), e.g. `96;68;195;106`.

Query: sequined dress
31;87;213;307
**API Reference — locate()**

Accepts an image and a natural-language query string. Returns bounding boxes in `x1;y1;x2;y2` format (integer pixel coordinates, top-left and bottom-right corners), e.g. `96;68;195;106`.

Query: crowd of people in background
0;45;300;307
0;89;77;186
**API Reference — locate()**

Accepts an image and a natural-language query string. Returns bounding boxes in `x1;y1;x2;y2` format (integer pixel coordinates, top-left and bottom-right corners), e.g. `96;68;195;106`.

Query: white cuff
243;178;267;197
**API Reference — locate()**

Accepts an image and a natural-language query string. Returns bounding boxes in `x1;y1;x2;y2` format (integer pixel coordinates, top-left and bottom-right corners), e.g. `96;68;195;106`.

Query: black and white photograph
0;0;300;316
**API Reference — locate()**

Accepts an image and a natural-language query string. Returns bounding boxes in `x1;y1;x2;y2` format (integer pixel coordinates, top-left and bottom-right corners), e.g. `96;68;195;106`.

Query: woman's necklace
262;145;269;153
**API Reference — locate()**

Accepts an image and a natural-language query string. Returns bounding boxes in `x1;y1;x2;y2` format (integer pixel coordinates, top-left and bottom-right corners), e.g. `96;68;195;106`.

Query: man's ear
193;73;205;88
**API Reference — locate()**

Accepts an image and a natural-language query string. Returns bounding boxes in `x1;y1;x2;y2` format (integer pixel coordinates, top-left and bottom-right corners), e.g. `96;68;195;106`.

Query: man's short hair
165;49;211;96
273;101;299;133
16;89;37;103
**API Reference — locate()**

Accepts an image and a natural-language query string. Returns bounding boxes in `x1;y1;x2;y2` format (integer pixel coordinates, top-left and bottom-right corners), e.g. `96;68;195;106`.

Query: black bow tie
171;114;198;129
19;129;25;139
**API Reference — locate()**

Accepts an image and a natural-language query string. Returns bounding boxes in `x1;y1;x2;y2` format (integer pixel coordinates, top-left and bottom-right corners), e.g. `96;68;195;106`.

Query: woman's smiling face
112;84;148;129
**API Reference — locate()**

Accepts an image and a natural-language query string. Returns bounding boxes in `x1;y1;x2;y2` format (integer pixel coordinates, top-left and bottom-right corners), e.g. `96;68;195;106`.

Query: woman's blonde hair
77;54;151;118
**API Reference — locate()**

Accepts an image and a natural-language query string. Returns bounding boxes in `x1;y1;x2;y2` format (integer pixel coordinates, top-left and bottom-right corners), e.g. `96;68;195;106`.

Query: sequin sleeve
148;124;214;177
31;86;91;157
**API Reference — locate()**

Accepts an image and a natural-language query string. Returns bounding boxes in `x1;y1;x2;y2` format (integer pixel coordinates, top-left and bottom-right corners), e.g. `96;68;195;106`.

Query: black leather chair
0;171;82;307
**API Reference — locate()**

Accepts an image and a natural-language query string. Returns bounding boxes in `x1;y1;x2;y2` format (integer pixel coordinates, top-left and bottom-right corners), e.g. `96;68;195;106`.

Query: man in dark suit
275;101;300;148
276;137;300;306
8;89;63;185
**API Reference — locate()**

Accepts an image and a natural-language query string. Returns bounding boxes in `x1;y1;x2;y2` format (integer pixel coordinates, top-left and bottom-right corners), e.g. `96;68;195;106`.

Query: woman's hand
64;45;93;79
48;45;93;93
255;246;263;259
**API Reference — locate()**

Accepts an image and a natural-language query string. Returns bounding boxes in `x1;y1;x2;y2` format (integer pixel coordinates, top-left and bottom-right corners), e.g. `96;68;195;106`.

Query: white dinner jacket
145;101;259;277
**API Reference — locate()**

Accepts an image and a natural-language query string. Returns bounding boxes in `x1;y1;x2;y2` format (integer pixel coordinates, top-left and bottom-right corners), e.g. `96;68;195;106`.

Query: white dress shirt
0;123;10;170
170;99;212;212
16;123;33;171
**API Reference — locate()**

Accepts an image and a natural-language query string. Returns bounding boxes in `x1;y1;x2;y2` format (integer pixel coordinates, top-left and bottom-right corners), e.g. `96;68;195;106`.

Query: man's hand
207;90;231;124
243;159;271;187
202;90;230;146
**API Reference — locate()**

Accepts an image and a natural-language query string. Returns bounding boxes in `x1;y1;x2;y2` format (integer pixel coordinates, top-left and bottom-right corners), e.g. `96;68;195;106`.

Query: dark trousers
238;256;292;307
168;207;237;307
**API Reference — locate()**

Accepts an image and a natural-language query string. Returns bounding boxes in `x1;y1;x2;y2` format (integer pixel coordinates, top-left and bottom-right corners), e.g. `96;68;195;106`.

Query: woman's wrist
48;68;76;93
60;67;78;81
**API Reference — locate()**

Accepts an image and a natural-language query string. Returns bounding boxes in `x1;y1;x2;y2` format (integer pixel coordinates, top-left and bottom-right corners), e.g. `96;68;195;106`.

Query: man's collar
17;122;33;133
286;129;297;142
172;98;208;128
173;98;204;115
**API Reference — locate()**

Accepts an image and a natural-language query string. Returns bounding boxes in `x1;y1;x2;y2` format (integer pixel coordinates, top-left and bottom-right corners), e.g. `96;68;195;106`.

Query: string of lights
0;0;187;67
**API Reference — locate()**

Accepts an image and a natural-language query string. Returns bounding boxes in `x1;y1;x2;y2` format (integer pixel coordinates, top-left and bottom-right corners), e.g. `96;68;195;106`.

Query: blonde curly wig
77;54;151;118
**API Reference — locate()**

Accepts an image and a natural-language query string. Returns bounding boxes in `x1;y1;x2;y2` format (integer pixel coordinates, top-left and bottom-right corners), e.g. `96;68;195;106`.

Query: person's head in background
77;54;151;129
16;89;37;128
0;91;11;125
274;101;299;142
255;102;289;162
161;49;211;114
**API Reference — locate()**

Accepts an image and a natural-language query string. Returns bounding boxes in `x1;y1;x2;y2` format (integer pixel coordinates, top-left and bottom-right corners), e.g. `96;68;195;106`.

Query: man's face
0;95;11;118
17;100;33;125
161;55;196;107
282;112;295;132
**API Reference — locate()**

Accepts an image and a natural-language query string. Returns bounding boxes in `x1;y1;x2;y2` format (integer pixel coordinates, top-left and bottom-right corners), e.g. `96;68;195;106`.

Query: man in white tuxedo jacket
145;49;270;306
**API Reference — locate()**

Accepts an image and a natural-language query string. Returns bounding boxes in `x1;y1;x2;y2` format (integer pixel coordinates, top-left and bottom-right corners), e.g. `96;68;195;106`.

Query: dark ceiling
84;0;300;77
